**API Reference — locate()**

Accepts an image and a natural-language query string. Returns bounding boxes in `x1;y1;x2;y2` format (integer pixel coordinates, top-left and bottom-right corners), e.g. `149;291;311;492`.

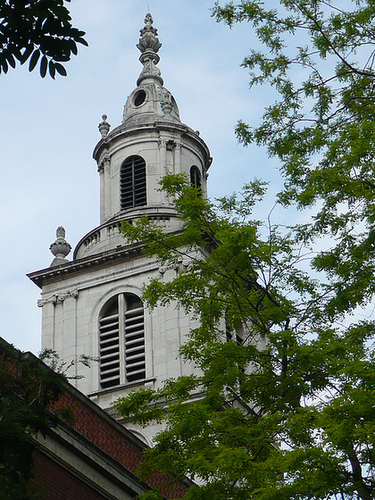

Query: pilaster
99;155;110;224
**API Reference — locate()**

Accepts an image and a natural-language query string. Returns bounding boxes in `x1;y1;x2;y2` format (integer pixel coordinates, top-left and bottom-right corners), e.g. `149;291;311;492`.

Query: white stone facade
33;249;198;391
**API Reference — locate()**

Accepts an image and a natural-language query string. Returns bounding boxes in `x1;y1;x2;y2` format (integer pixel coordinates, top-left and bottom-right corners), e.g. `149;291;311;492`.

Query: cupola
74;13;212;259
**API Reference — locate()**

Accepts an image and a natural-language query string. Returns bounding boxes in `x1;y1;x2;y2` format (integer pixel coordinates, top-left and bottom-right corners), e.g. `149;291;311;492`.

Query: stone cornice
93;120;212;170
27;242;145;289
37;289;79;307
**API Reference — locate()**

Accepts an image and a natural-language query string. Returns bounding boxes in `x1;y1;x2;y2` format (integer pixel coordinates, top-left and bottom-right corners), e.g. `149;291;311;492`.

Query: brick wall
0;338;190;499
30;450;108;500
52;389;189;498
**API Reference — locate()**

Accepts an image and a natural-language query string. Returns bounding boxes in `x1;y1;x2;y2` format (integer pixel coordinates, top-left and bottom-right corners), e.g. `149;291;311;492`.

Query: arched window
120;156;147;210
190;165;201;190
226;325;245;345
225;308;246;346
99;293;145;389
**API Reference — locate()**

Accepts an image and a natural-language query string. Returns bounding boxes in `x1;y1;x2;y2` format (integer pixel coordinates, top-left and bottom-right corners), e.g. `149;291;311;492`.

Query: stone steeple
28;14;212;444
82;12;211;258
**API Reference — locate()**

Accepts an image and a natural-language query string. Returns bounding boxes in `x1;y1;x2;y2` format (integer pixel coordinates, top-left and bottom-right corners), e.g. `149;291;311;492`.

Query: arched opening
190;165;202;190
99;293;145;389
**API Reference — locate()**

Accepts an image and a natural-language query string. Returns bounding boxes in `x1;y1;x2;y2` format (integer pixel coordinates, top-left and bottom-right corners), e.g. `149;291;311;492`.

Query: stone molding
159;257;192;275
28;242;146;289
38;289;79;307
93;121;211;169
98;154;110;173
166;139;177;151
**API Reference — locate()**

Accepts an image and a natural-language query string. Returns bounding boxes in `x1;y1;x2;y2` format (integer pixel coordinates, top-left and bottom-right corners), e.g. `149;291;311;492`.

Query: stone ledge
27;242;145;289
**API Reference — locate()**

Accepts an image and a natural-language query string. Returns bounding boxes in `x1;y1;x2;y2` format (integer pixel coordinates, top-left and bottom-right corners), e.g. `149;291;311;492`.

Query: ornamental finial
98;114;111;138
49;226;72;267
136;13;163;86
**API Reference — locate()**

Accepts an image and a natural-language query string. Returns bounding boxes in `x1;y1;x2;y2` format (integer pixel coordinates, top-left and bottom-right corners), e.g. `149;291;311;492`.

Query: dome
123;82;180;127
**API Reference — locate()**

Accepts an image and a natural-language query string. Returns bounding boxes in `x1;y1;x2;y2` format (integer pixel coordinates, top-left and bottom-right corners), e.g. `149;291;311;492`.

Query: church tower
28;14;212;439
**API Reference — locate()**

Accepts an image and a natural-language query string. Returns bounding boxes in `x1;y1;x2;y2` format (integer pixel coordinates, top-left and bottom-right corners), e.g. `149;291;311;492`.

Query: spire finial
136;13;163;86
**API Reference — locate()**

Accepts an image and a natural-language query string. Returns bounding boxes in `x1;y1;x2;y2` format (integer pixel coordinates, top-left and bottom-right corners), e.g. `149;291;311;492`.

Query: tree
0;338;67;498
115;1;375;498
0;0;87;78
115;175;375;500
212;0;375;318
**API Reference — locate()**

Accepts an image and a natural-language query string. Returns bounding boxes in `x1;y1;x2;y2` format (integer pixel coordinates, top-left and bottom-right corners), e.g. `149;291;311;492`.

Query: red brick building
0;338;190;499
32;376;190;499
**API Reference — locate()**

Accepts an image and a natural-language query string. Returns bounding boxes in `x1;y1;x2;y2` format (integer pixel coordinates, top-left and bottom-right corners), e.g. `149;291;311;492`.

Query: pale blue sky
0;1;283;353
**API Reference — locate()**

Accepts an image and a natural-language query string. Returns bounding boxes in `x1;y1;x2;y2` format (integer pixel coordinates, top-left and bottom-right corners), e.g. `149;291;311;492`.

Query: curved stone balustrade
74;208;182;260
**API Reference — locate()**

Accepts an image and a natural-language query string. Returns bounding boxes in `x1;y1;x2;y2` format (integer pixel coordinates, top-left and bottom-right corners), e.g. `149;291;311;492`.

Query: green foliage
114;2;375;498
115;177;375;499
0;0;87;78
40;347;98;379
0;338;66;498
213;0;375;316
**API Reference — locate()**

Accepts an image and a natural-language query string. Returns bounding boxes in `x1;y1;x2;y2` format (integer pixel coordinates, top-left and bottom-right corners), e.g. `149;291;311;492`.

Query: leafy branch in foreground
0;0;87;78
114;176;375;500
39;348;98;380
213;0;375;317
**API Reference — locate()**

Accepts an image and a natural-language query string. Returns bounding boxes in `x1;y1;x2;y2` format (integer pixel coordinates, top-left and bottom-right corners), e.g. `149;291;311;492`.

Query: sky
0;0;284;354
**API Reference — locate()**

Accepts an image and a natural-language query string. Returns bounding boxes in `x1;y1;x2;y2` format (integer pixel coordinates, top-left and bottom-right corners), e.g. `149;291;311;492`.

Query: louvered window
226;329;244;345
99;294;145;389
120;156;146;210
190;165;201;190
225;315;245;346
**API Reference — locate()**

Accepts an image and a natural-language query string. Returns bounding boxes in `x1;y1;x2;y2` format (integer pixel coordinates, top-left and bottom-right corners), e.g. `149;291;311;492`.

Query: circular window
134;89;146;107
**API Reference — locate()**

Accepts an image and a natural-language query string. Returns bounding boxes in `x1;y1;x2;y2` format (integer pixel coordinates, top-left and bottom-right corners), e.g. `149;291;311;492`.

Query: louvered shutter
99;310;120;388
124;305;145;382
120;156;146;210
99;294;145;388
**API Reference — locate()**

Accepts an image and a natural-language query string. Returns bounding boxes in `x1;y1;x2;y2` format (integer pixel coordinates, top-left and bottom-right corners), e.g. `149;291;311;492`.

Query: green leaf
28;49;40;72
0;1;86;79
18;44;34;64
6;51;16;69
54;62;67;76
39;55;48;78
1;58;8;74
115;170;375;498
48;59;55;79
